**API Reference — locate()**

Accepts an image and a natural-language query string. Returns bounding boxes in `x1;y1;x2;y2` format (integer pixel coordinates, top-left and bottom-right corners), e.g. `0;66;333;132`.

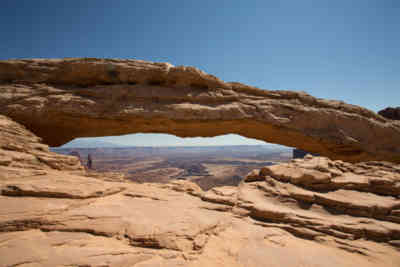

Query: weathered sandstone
0;115;83;173
1;58;400;162
0;115;399;266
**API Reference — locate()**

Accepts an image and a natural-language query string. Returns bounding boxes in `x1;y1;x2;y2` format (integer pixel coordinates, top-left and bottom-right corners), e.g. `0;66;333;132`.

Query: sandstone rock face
379;107;400;121
1;58;400;162
0;115;399;266
0;115;83;174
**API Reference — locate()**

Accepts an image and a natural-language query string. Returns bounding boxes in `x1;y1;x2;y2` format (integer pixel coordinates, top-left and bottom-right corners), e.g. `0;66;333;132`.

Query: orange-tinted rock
1;98;400;266
1;58;400;163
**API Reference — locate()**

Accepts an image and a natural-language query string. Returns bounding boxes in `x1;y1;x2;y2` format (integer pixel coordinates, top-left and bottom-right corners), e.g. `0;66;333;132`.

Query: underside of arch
0;58;399;163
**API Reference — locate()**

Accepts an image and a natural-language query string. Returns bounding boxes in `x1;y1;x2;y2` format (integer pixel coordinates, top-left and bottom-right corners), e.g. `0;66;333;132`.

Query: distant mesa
378;107;400;121
59;139;123;148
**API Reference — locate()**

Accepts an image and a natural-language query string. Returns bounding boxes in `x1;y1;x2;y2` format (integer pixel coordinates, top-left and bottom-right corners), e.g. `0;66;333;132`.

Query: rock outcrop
1;58;400;163
0;115;399;266
0;115;83;174
68;150;83;165
379;107;400;121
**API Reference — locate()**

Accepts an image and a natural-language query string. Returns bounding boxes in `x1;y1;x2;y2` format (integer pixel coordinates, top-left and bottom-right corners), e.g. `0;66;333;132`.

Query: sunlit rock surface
1;58;400;162
0;115;399;266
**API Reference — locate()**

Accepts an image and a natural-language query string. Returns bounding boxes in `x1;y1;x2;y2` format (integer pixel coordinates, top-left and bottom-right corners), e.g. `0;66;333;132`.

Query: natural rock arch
1;58;399;163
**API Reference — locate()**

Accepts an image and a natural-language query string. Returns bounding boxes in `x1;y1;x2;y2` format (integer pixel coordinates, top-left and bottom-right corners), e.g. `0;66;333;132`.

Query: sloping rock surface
0;115;399;266
0;115;83;173
1;58;400;162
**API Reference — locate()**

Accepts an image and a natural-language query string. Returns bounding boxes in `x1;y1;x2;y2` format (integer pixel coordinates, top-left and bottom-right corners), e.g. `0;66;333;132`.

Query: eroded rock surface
0;115;399;266
1;58;400;162
0;115;83;174
241;156;400;243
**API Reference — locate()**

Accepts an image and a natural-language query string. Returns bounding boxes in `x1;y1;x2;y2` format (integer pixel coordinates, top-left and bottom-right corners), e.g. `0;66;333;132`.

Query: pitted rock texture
0;116;400;266
1;58;400;163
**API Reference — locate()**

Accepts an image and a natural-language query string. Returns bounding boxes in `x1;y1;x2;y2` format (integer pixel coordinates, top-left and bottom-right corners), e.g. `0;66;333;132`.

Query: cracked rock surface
0;115;399;266
1;58;400;162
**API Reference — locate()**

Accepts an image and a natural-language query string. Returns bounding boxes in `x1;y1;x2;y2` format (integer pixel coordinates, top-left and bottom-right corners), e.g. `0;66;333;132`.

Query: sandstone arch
1;58;399;163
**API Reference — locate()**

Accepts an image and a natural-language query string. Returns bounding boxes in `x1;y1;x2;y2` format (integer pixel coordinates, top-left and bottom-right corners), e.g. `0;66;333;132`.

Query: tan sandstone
1;58;400;162
0;115;399;266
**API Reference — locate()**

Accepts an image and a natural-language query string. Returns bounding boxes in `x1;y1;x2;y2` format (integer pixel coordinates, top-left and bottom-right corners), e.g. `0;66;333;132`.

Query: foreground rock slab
0;116;399;266
1;163;399;266
1;58;400;162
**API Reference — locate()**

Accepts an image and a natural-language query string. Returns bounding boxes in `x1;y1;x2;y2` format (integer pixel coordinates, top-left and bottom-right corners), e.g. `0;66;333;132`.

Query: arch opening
51;133;293;190
1;58;399;163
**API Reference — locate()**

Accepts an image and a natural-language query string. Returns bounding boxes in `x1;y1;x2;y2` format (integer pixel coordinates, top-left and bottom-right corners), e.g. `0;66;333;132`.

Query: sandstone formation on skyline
1;58;400;163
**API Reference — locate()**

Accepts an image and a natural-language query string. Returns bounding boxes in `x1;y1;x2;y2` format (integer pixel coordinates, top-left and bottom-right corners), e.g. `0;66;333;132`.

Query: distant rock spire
87;153;93;170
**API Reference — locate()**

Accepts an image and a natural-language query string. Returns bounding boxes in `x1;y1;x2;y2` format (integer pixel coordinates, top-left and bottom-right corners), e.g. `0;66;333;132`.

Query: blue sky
1;0;398;147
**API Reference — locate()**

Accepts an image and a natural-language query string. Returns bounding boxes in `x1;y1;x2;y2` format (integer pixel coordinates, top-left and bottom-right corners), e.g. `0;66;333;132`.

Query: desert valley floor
52;145;292;190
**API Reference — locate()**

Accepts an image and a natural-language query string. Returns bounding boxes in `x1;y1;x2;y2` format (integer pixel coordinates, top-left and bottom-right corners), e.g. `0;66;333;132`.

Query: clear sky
1;0;398;147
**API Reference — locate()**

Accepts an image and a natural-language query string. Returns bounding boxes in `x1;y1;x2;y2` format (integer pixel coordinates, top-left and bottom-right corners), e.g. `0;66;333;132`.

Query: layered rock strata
1;58;400;162
0;115;399;266
0;115;83;173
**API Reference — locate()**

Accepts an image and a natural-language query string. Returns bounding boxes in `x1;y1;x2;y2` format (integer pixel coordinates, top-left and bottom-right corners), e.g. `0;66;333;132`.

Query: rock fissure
8;260;43;267
1;185;126;199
